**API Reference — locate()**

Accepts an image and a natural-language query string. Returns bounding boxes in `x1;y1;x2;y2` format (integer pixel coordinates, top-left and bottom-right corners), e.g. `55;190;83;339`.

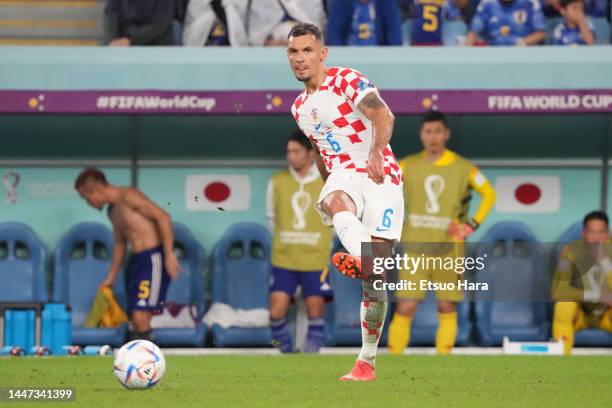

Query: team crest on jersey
513;10;527;25
311;108;319;121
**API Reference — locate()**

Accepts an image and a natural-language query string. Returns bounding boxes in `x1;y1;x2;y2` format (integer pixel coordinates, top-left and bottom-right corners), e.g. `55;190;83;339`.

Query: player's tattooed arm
357;92;395;184
358;92;395;148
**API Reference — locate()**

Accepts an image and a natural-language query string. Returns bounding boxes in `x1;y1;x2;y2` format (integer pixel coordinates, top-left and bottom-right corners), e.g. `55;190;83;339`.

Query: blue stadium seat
0;222;47;302
547;17;611;45
53;222;127;346
554;221;612;347
210;222;272;347
574;328;612;347
409;291;472;346
592;18;611;45
473;221;550;346
152;222;206;346
325;260;362;346
324;239;391;346
443;20;468;46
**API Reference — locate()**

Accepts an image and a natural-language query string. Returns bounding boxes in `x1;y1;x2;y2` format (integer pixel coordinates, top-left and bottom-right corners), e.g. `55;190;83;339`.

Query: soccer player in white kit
286;23;404;381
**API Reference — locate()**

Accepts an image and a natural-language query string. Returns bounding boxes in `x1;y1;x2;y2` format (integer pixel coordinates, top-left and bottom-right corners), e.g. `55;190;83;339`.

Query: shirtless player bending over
75;167;180;341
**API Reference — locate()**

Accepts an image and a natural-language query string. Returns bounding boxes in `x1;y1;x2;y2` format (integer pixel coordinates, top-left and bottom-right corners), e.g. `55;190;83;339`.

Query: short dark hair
74;167;108;190
560;0;583;8
288;23;324;44
421;110;448;128
583;210;609;228
286;131;313;151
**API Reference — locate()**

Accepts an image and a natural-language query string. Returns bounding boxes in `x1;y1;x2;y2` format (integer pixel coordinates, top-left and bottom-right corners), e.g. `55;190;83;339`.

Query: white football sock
358;280;388;367
332;211;371;257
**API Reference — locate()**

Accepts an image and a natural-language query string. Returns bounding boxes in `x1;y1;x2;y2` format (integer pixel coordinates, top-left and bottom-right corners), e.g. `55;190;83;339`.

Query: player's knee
320;195;339;216
269;302;288;321
305;298;325;319
321;191;356;216
131;311;151;331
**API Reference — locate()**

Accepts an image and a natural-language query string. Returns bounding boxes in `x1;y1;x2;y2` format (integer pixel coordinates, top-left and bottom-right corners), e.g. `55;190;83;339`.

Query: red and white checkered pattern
291;67;402;186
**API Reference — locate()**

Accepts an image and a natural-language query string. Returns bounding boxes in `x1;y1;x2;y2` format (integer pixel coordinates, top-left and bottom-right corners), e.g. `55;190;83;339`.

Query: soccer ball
113;340;165;389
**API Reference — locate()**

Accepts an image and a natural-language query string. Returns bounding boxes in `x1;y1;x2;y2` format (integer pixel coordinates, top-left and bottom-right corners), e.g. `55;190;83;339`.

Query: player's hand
567;6;585;25
367;148;385;185
165;252;181;279
98;275;116;290
448;221;475;241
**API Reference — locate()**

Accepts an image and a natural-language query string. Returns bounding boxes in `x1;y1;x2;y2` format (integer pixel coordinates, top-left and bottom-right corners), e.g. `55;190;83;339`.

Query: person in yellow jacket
267;132;333;353
552;211;612;354
388;111;496;355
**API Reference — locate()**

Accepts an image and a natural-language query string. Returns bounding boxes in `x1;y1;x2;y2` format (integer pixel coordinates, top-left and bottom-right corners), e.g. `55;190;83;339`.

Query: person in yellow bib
552;211;612;355
388;111;496;355
267;131;333;353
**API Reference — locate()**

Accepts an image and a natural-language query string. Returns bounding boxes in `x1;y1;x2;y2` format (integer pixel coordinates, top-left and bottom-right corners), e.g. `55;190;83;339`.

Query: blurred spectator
553;0;595;45
543;0;608;17
327;0;403;45
104;0;175;46
410;0;469;45
552;211;612;355
247;0;326;46
465;0;546;46
267;132;333;353
175;0;190;23
182;0;248;46
583;0;608;16
264;20;299;46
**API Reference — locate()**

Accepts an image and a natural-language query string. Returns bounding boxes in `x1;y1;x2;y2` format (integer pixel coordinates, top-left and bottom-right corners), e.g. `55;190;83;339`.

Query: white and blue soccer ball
113;340;166;389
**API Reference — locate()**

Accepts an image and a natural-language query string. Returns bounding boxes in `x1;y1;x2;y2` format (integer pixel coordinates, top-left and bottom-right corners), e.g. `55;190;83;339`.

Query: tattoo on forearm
358;93;385;110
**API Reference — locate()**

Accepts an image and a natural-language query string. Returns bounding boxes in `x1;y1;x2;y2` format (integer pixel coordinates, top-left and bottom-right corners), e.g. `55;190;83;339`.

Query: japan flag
494;176;560;213
185;175;251;211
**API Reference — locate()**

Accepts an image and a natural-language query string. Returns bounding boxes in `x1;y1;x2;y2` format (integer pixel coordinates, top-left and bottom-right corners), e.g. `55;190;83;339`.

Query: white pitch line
160;347;612;356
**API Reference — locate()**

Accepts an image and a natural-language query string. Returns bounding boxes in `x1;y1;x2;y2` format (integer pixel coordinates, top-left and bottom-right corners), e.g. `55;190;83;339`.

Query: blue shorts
269;267;333;300
127;246;170;314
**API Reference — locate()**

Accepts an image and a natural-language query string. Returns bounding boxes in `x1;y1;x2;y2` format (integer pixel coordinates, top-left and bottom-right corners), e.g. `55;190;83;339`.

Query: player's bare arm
311;143;329;181
99;221;127;289
357;92;395;185
123;189;180;278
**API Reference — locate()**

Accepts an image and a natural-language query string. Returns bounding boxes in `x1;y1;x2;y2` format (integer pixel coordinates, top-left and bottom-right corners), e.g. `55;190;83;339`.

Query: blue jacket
327;0;403;45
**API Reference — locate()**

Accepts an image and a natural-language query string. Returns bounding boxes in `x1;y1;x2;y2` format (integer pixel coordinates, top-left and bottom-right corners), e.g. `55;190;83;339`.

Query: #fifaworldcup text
488;94;612;110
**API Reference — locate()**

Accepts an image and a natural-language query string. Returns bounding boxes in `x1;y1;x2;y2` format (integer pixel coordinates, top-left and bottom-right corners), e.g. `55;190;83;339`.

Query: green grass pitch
1;355;611;407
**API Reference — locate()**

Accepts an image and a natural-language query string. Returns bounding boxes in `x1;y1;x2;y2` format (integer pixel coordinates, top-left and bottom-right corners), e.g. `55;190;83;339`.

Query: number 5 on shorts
138;280;150;299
